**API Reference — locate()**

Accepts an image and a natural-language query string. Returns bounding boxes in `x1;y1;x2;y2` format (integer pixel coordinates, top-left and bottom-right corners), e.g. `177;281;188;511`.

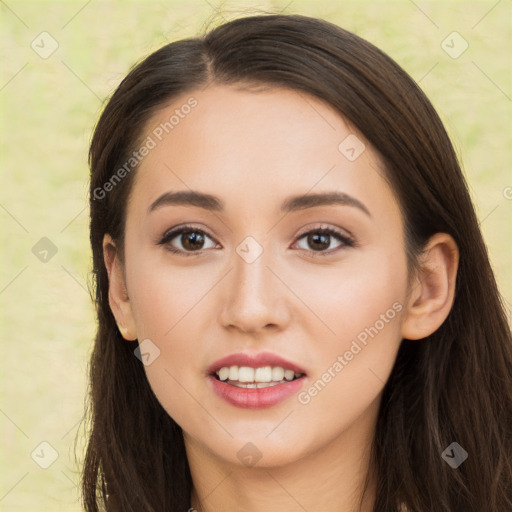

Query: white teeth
271;366;284;381
242;382;257;388
232;381;284;388
228;366;238;381
218;367;230;381
284;369;295;381
215;365;304;384
254;366;272;382
238;367;255;382
256;382;273;388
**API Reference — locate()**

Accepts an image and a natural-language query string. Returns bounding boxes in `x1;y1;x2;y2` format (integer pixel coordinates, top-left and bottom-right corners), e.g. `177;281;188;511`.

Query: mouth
207;352;307;409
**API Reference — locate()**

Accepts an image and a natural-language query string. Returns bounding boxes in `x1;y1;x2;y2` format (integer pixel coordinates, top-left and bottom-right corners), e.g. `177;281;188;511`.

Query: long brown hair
81;13;512;511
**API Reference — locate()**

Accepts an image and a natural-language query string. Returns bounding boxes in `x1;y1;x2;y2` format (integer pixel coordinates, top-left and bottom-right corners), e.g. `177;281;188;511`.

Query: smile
215;365;304;388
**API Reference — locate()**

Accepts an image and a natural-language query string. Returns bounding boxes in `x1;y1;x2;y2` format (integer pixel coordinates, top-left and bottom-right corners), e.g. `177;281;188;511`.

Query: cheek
124;251;220;424
290;248;407;404
291;248;407;345
127;251;211;339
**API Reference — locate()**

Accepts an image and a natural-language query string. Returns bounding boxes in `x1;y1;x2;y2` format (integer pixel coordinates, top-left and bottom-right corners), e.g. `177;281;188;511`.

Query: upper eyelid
295;224;353;240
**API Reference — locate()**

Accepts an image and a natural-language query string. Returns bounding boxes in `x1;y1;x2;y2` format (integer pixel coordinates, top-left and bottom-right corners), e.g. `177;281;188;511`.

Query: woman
81;13;512;511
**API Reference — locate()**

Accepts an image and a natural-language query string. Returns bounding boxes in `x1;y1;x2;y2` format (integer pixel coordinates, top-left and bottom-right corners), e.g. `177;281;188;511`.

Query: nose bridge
234;240;270;297
220;234;288;332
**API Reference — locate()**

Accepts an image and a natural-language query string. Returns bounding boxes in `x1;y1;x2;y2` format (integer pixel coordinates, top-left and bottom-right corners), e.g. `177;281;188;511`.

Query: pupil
183;231;204;250
308;233;329;251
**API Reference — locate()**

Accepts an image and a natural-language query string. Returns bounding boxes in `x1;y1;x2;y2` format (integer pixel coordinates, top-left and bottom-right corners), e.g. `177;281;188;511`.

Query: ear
103;234;137;341
401;233;459;340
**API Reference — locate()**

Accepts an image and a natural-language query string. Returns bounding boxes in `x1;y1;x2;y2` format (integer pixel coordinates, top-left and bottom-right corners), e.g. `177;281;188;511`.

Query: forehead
129;84;397;220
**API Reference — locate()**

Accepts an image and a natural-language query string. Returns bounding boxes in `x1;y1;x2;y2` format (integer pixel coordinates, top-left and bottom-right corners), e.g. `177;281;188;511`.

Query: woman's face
117;84;411;467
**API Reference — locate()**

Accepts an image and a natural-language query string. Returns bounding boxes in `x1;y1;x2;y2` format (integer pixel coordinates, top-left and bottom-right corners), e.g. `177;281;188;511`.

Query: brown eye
159;226;218;255
294;227;354;255
180;230;206;251
305;232;331;251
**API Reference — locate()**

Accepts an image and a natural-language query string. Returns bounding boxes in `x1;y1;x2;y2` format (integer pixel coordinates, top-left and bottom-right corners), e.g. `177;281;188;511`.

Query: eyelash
157;224;355;258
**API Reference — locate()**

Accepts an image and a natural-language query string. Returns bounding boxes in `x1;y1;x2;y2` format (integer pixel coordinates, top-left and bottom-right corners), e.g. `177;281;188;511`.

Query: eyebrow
148;190;371;217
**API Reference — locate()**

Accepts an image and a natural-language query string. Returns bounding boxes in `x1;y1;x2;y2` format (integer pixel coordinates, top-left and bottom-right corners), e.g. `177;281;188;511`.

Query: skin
104;84;459;512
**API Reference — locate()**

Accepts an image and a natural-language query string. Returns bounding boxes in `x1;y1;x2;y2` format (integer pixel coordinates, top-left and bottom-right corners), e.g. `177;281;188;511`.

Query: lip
207;352;307;375
208;375;306;409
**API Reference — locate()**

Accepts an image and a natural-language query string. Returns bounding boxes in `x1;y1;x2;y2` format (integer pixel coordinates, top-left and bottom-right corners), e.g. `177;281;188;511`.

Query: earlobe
401;233;459;340
103;234;138;341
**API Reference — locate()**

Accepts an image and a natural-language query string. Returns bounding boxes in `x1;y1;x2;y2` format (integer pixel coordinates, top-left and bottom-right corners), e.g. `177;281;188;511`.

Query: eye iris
182;231;204;250
308;232;330;251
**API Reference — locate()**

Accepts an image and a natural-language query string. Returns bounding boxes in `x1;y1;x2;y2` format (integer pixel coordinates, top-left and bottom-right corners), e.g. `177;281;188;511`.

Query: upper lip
208;352;307;376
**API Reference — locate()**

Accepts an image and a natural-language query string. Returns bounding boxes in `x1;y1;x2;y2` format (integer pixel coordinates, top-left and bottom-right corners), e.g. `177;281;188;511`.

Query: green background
1;1;510;510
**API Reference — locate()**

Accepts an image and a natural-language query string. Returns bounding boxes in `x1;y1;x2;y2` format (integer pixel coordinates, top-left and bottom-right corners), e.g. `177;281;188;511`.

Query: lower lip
208;375;306;409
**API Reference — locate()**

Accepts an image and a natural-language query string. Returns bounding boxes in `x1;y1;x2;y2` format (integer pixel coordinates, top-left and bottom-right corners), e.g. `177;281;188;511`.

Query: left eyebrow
281;191;371;217
148;190;371;217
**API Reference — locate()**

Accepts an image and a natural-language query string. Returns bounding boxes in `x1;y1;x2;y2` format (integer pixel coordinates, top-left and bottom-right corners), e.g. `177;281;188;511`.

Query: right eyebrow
148;190;224;214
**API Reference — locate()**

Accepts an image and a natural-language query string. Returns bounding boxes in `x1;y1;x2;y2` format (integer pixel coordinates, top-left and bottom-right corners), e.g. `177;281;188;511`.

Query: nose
218;242;291;335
